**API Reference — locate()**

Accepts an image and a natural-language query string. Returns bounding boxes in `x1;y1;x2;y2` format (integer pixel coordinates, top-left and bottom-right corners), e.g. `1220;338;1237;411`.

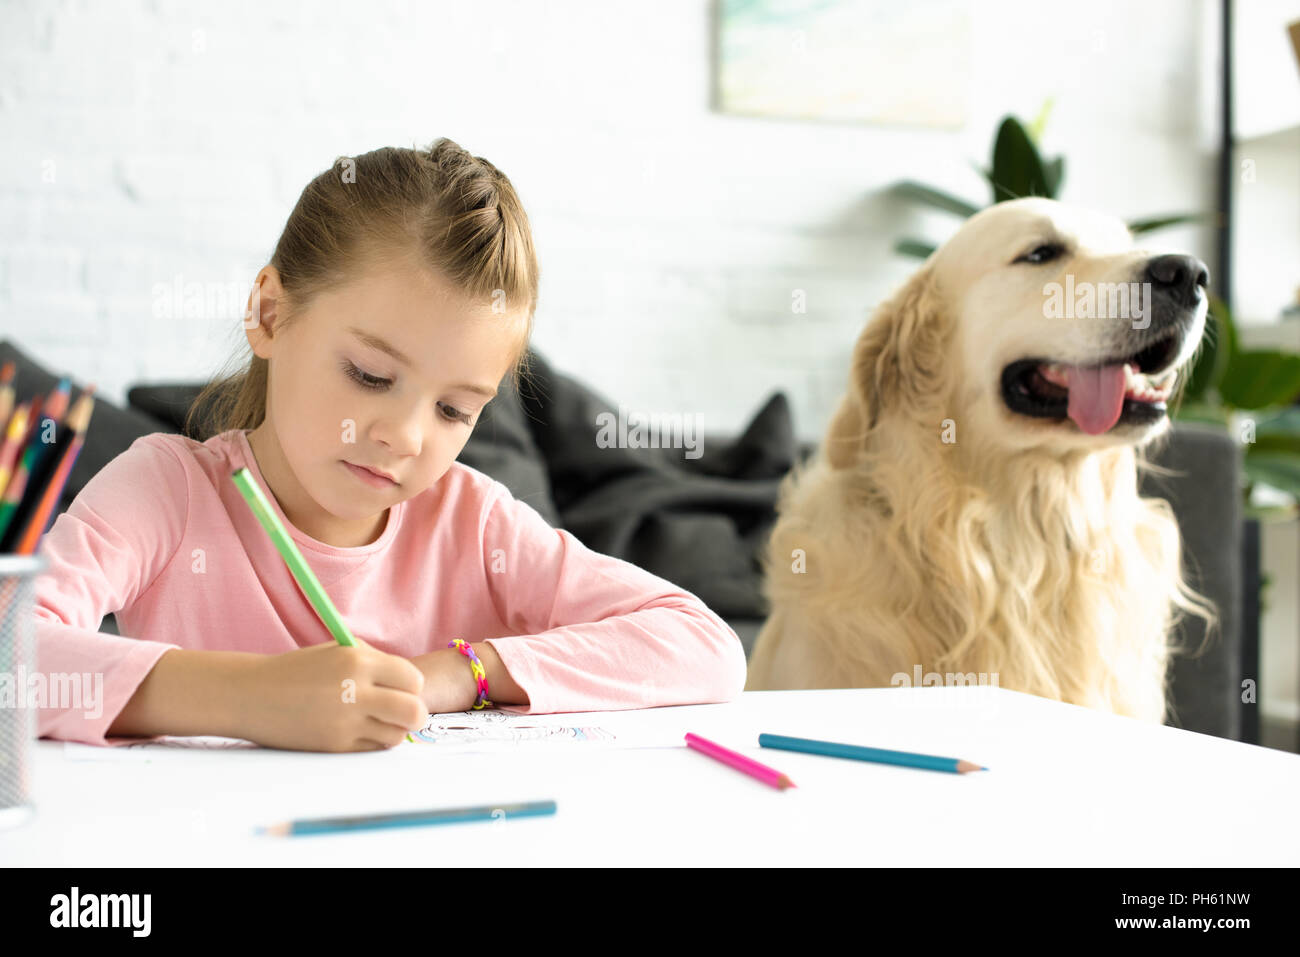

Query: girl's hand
235;641;427;752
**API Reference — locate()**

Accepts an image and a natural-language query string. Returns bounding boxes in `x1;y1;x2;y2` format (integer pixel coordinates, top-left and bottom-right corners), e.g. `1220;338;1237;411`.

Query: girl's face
244;257;525;548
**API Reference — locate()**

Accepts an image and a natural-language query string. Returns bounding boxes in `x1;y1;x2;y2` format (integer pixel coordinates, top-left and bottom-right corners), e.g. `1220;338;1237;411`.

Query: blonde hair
186;138;539;439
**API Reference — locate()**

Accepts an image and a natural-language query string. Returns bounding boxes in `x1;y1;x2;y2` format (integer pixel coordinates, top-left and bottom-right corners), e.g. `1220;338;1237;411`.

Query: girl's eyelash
342;359;389;391
339;359;474;425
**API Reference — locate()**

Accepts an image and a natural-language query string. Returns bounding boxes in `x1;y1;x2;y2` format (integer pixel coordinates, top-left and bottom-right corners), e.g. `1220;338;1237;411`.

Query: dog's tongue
1066;364;1127;434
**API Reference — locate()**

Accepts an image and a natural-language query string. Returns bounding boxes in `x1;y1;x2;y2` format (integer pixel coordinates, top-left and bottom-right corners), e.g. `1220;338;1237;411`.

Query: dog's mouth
1000;333;1182;435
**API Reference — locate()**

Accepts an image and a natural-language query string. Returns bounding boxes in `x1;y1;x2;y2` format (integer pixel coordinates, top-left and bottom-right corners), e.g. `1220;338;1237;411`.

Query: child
34;139;748;751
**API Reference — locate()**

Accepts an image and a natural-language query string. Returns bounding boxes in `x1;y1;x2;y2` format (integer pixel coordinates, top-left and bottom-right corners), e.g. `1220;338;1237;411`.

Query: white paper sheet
62;709;685;760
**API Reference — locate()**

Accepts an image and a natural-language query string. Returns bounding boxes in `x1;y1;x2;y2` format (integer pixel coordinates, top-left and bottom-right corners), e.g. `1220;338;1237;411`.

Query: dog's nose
1143;254;1209;306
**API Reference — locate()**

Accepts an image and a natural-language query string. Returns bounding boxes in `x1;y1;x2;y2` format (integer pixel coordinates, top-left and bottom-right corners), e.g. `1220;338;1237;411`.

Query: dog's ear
825;266;946;469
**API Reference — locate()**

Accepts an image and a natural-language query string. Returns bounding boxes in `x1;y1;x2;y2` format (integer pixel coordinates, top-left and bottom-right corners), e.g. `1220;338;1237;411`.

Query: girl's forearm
105;648;262;739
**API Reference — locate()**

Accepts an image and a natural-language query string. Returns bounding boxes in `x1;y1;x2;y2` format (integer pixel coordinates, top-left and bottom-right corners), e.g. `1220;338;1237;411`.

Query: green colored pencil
230;467;357;646
758;733;987;774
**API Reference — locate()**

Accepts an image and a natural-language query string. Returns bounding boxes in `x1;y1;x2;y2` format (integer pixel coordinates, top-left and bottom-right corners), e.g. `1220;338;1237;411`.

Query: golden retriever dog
746;197;1217;723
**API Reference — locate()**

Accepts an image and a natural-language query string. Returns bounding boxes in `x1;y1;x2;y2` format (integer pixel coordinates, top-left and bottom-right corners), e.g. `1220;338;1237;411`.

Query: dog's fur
745;198;1217;723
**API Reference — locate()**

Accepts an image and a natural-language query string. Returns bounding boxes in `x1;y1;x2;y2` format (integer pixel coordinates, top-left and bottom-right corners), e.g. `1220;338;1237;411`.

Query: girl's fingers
368;687;427;732
367;650;425;695
362;713;418;748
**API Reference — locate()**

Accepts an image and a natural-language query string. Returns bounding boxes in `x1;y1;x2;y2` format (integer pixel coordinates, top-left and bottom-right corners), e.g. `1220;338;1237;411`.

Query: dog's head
827;197;1209;466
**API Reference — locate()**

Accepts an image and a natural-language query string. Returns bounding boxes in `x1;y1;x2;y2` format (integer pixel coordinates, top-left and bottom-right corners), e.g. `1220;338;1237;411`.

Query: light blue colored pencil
758;733;987;774
258;799;558;836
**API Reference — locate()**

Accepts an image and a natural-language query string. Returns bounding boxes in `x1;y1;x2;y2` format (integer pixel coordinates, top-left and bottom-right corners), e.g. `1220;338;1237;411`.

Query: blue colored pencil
258;799;557;836
759;733;987;774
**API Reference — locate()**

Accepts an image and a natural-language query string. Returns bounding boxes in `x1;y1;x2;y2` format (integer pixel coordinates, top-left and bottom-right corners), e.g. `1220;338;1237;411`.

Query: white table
4;687;1297;866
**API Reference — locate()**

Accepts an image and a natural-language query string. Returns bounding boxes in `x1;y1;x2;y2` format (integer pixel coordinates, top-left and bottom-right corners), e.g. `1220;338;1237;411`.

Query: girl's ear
824;266;946;469
244;268;285;359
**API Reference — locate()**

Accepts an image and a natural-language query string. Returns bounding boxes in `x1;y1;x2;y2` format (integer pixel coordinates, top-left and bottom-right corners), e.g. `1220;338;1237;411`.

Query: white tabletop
3;686;1297;866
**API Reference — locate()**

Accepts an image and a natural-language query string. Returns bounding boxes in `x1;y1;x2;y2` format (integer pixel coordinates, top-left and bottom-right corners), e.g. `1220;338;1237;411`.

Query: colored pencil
257;799;558;836
0;386;93;552
43;377;71;423
759;733;987;774
0;407;42;547
0;401;31;501
13;379;68;458
14;391;95;555
684;732;797;790
16;393;41;456
0;361;14;432
230;466;358;646
0;391;48;543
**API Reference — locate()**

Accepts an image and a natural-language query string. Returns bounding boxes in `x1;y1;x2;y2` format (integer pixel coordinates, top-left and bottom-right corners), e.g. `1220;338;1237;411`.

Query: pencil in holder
0;553;44;830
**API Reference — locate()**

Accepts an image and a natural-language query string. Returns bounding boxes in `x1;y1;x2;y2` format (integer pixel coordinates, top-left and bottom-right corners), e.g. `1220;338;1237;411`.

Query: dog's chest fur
749;446;1186;723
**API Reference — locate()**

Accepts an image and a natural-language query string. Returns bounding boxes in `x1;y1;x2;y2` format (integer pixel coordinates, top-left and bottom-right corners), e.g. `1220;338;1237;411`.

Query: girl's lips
343;461;398;488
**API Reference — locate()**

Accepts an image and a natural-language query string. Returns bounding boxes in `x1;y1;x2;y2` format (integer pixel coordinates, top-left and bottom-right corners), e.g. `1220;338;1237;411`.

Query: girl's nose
372;408;424;458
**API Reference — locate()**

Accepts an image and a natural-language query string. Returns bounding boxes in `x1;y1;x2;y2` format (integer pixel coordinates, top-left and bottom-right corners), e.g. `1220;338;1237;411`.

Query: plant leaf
1170;400;1230;426
1127;212;1215;234
989;116;1051;203
1182;295;1234;401
1210;293;1239;358
1247;432;1300;454
890;181;981;218
1244;502;1300;521
1251;406;1300;434
1219;351;1300;409
1239;407;1300;451
1027;97;1055;144
1243;451;1300;499
1042;156;1065;198
894;238;937;259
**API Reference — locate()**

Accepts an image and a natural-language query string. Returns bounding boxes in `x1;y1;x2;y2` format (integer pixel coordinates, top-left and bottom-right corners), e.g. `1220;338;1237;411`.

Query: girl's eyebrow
347;326;498;398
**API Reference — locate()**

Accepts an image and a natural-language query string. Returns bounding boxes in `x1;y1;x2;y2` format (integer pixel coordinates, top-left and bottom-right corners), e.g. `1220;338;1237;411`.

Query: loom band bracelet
448;639;493;709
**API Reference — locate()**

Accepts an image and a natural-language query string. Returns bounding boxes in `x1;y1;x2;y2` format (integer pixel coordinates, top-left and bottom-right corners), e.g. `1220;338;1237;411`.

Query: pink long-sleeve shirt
32;428;748;745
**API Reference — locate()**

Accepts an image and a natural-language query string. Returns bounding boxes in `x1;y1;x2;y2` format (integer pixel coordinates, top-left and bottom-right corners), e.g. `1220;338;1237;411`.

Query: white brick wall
0;0;1219;442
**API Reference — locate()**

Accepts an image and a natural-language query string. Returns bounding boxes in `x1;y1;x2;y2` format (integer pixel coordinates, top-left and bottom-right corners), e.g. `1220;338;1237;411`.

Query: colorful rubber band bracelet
448;638;493;710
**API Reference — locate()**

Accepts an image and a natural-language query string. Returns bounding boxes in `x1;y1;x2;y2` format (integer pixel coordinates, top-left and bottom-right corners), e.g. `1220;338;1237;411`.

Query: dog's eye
1014;243;1063;265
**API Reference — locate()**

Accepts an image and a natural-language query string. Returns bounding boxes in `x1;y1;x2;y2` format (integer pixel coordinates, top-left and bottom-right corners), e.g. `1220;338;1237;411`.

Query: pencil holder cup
0;553;43;830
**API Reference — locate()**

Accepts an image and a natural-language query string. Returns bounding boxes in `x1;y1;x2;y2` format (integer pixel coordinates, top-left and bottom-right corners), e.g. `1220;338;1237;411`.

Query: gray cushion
1139;423;1245;740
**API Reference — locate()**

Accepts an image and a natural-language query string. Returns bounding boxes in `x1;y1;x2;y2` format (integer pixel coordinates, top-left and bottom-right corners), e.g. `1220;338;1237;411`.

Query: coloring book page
62;709;683;760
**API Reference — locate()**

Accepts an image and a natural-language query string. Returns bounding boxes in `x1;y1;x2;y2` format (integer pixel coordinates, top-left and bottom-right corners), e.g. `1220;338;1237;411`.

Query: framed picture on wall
713;0;971;128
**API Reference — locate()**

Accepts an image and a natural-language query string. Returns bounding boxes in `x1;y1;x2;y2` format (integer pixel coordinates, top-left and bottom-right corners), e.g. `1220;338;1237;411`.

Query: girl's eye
439;403;471;425
342;360;473;424
342;360;390;391
1013;243;1063;265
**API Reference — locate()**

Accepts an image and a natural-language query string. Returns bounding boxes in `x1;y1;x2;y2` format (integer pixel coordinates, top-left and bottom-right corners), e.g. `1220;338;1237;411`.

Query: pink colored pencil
684;732;797;790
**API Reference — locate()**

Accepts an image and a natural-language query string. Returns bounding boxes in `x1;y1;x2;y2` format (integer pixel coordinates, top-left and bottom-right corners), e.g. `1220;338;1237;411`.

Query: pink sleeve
478;483;749;714
31;436;187;746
